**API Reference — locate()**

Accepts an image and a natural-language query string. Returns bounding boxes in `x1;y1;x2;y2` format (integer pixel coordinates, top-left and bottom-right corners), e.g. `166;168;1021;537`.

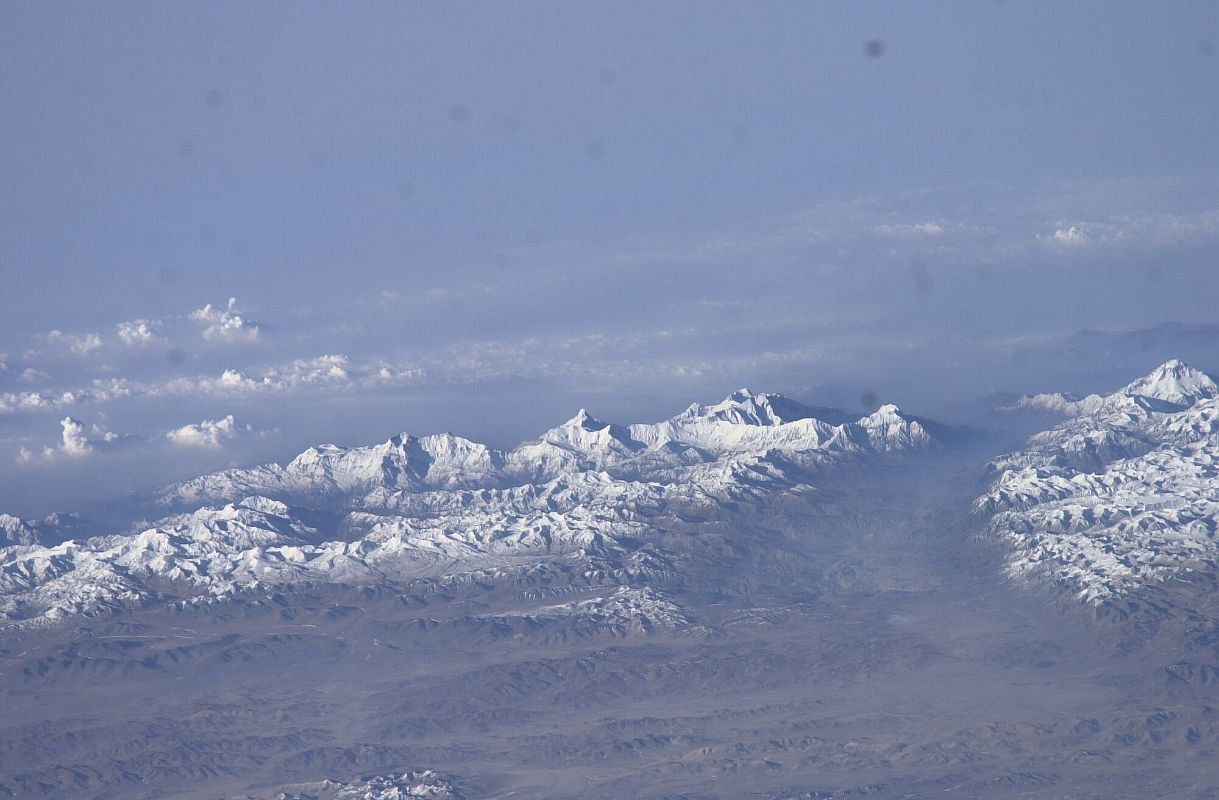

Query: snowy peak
284;441;392;493
151;388;942;512
0;515;37;548
865;403;903;418
681;388;815;427
539;408;644;454
1001;359;1217;419
1000;392;1107;417
284;431;503;494
504;409;645;480
1123;359;1218;408
857;404;933;451
701;388;789;426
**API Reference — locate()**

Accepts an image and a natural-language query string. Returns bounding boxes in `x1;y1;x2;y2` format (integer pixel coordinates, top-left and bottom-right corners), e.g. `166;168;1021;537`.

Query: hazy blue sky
2;2;1218;514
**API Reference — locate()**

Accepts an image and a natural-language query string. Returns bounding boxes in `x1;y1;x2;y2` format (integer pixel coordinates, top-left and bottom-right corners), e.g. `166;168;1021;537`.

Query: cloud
13;447;41;466
1032;206;1219;251
173;355;357;397
14;411;263;465
18;368;51;384
0;356;368;416
0;378;136;415
59;417;95;457
44;330;103;355
165;415;253;448
875;222;945;237
16;417;123;464
1045;225;1090;246
189;297;262;343
116;319;165;347
3;178;1218;427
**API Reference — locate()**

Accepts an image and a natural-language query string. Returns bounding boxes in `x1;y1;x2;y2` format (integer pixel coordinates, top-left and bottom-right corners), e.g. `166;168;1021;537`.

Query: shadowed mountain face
3;375;1219;799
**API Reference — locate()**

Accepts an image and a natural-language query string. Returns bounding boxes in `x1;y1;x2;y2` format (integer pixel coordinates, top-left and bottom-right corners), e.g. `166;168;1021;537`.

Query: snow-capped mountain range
978;360;1219;604
267;770;464;800
1000;360;1219;419
0;390;934;627
8;362;1218;628
159;389;929;508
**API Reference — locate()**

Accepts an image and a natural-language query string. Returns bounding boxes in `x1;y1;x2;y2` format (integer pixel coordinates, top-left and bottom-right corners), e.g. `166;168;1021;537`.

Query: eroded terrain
4;469;1218;799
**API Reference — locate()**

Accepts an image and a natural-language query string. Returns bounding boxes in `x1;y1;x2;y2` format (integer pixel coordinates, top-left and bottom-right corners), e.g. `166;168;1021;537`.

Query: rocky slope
978;360;1219;604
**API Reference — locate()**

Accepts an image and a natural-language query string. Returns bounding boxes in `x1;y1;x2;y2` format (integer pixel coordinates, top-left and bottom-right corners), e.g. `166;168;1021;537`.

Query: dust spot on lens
860;390;879;410
168;348;187;365
1200;39;1216;57
586;141;606;160
397;181;416;200
1146;265;1164;283
909;258;933;295
448;104;469;123
308;149;328;167
864;39;886;58
200;224;217;243
596;68;617;88
158;267;177;284
175;141;195;159
205;89;224;107
494;253;511;271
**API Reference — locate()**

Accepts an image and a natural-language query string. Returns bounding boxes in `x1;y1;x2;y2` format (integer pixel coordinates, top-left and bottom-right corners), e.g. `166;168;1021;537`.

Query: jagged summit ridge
159;389;934;508
0;388;939;627
1003;359;1218;418
683;388;803;426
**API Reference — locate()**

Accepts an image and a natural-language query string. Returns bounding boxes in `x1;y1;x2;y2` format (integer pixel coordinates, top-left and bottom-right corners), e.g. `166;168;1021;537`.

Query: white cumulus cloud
1046;225;1090;246
18;368;51;383
189;297;262;343
16;417;122;464
59;417;95;457
44;330;103;355
166;414;253;448
116;319;165;346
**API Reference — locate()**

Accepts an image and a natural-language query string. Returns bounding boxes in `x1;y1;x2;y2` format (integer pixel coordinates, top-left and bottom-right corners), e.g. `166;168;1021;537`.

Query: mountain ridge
154;389;936;512
0;388;939;628
978;359;1219;604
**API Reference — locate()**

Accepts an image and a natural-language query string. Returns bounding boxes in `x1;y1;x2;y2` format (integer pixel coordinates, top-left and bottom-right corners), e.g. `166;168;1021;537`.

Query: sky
1;1;1218;516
